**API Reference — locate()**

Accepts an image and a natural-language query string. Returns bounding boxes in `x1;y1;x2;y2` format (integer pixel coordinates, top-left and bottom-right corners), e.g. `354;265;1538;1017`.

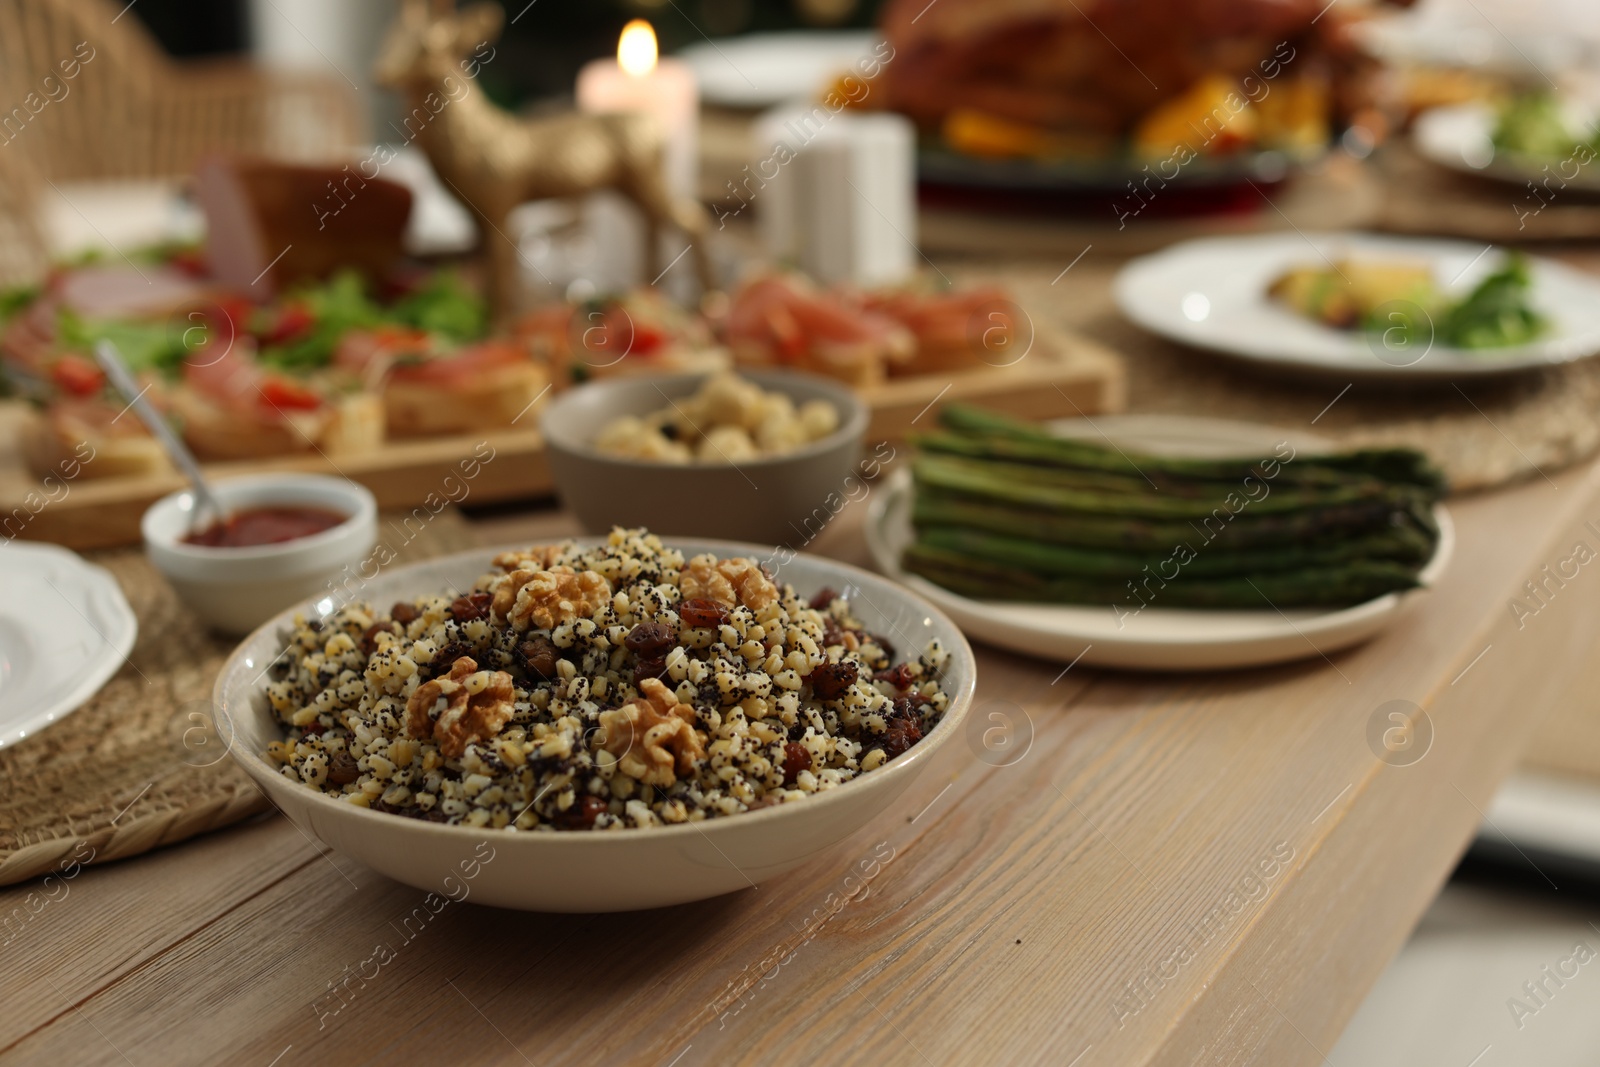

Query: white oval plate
1413;103;1600;195
218;538;975;912
865;415;1454;671
0;541;137;748
1114;232;1600;380
680;30;881;108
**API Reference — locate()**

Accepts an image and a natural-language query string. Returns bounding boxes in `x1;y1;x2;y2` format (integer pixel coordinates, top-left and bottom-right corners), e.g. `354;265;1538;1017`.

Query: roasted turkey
877;0;1413;139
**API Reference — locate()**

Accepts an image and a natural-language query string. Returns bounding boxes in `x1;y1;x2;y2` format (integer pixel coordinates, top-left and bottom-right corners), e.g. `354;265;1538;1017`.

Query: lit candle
576;20;699;201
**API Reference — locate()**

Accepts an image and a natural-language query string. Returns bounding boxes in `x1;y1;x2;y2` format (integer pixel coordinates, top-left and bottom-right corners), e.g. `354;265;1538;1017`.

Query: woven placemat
981;267;1600;493
1375;144;1600;244
1112;334;1600;492
0;509;481;887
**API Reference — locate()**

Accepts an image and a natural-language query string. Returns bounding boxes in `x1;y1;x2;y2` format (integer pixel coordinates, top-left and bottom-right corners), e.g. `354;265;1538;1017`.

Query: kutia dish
1115;233;1600;380
0;541;138;749
218;531;975;911
262;528;953;828
867;412;1454;671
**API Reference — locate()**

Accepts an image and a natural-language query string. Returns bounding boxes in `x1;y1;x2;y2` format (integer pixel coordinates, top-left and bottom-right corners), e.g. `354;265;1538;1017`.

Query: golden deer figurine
375;0;715;316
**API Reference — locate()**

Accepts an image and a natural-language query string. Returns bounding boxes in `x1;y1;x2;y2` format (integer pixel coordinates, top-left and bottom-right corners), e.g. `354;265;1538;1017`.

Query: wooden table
6;453;1600;1066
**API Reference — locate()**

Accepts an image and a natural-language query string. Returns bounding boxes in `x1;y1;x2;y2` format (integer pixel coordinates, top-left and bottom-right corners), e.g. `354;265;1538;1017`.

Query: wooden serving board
857;321;1124;439
0;326;1123;550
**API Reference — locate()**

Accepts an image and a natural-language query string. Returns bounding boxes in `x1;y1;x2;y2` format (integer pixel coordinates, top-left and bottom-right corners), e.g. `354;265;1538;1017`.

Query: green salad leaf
1492;92;1590;159
259;269;386;371
0;283;39;328
56;308;190;374
257;268;488;371
1438;254;1547;349
389;269;486;342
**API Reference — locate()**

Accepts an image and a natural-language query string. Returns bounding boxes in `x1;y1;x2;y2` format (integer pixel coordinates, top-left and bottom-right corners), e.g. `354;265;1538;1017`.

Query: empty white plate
1114;232;1600;380
865;415;1453;671
0;541;137;748
680;31;881;108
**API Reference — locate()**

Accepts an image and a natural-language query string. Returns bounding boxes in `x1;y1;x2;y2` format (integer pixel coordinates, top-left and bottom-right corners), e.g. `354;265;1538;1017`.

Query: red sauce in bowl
182;506;348;548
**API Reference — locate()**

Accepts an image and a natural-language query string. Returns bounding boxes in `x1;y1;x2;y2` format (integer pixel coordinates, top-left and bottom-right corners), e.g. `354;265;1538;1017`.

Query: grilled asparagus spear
911;490;1436;552
934;403;1446;492
898;404;1443;610
904;543;1423;609
913;454;1426;521
915;523;1435;580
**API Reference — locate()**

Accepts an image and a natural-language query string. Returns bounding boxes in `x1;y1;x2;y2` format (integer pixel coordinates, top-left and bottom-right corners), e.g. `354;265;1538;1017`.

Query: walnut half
490;565;612;631
680;555;778;612
492;543;566;573
405;656;517;759
596;678;705;787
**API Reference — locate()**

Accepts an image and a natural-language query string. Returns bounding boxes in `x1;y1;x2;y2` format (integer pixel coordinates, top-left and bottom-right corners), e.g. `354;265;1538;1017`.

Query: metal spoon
93;339;227;532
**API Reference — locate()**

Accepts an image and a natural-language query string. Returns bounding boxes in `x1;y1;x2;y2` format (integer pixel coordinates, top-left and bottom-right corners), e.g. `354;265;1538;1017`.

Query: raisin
781;742;811;784
888;695;923;722
428;642;475;678
874;664;915;691
624;620;675;657
391;601;420;625
327;752;360;785
450;591;492;623
808;587;839;610
301;721;327;737
880;719;922;760
557;795;608;830
809;661;858;700
634;656;671;683
516;635;559;680
680;597;729;628
360;623;391;657
868;633;896;660
821;618;845;648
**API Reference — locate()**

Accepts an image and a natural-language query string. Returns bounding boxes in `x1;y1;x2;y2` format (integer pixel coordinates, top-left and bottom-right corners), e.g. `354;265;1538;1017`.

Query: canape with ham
515;287;726;386
334;327;548;436
719;273;913;387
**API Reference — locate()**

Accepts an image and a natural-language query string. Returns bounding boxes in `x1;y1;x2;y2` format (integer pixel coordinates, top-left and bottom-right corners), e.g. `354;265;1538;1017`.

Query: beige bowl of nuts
541;370;869;547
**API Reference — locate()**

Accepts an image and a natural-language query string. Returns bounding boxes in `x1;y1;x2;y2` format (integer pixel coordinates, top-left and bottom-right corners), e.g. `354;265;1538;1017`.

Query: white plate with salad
1413;95;1600;196
1114;232;1600;380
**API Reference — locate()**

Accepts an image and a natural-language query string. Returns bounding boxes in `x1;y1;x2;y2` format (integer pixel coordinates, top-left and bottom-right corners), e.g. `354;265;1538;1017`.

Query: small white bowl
143;474;377;635
215;538;976;912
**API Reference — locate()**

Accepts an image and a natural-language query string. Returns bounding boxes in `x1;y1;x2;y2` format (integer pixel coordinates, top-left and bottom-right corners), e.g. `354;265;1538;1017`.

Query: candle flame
618;19;658;78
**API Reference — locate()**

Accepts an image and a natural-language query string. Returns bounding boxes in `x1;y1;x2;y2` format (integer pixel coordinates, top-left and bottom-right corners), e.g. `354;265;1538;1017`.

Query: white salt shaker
749;106;916;287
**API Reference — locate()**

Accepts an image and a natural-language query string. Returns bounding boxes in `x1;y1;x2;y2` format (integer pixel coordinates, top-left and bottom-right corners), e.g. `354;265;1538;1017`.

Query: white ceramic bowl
215;538;976;912
143;474;377;635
